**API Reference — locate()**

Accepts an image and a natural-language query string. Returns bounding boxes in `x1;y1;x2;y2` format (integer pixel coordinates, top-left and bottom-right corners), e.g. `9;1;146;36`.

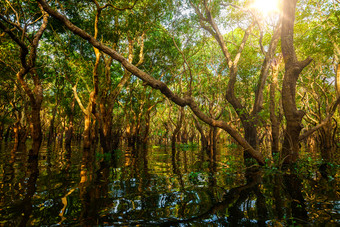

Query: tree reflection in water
283;173;309;225
0;145;340;225
20;150;39;226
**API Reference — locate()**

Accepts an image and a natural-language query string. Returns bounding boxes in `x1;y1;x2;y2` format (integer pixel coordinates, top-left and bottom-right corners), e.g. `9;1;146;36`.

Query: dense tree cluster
1;0;339;166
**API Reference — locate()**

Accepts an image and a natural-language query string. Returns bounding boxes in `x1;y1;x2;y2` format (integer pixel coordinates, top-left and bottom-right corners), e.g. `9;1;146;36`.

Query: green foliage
177;142;199;151
225;143;238;149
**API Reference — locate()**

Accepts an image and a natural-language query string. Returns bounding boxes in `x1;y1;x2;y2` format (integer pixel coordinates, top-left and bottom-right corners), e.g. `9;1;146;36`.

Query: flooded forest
1;0;340;225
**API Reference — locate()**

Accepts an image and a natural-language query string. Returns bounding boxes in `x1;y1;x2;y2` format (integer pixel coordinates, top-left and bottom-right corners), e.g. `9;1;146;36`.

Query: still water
0;142;340;226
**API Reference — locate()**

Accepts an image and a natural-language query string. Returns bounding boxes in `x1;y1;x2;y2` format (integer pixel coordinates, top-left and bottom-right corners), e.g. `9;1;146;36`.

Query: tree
189;0;281;162
0;1;49;156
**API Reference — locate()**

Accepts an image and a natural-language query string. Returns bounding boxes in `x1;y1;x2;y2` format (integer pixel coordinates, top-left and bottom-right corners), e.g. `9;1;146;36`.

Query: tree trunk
0;122;3;140
243;124;258;160
142;113;151;144
99;108;114;153
4;125;11;142
171;108;184;150
13;119;27;151
270;59;281;156
335;63;340;97
65;97;75;149
193;117;208;150
47;106;57;147
30;105;43;156
318;120;336;162
281;0;312;164
210;126;218;153
83;113;92;150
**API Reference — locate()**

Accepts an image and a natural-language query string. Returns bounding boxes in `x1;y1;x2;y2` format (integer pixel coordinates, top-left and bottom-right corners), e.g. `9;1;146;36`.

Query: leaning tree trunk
281;0;312;164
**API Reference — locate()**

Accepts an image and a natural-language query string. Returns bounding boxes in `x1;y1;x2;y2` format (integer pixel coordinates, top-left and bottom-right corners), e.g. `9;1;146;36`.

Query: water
1;142;340;226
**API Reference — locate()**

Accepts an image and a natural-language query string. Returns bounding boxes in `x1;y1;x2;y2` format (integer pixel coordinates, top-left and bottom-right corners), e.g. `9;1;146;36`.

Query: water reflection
0;143;340;225
19;152;39;226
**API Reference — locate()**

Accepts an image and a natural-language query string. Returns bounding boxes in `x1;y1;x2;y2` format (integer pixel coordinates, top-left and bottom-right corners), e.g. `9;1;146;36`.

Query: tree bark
336;64;340;96
318;121;336;162
30;104;43;156
83;93;96;150
270;59;282;155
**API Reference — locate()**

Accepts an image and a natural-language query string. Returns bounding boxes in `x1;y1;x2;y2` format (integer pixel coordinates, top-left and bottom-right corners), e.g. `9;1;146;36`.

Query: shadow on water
1;143;340;225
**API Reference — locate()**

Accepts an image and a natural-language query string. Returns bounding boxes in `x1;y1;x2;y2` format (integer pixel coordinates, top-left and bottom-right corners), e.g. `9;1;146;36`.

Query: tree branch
299;94;340;141
0;20;28;67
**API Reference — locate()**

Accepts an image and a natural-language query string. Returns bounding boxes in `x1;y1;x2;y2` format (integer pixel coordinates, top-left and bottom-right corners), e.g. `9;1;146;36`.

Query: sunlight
249;0;280;17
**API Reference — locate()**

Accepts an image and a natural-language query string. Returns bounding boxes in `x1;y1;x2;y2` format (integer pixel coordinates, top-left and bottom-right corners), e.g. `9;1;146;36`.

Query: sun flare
249;0;280;16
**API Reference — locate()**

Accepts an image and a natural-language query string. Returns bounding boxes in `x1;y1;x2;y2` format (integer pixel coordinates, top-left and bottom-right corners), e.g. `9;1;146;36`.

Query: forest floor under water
0;142;340;226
